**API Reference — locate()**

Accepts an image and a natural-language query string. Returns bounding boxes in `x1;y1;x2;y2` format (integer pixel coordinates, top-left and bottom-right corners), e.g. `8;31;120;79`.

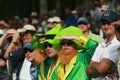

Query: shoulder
89;32;104;43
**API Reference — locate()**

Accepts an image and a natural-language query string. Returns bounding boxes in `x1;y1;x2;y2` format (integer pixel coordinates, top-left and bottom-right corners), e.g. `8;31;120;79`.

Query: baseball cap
100;11;118;23
17;24;36;33
47;17;54;23
52;16;61;23
23;42;34;51
9;42;34;60
77;17;89;24
47;17;61;23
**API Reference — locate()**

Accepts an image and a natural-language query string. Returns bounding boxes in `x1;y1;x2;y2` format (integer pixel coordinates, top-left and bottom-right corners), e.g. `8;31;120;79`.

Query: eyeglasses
24;48;34;53
61;39;75;46
44;42;52;49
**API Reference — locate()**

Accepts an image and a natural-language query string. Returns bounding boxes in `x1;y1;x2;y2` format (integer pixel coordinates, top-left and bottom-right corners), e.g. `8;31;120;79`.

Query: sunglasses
61;39;75;46
78;22;87;25
101;20;111;25
24;48;34;53
102;22;111;25
44;42;52;49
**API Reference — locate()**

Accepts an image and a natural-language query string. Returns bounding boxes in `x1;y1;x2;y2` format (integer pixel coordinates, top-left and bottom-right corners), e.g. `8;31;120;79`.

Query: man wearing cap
77;17;103;43
46;16;62;31
87;11;120;80
4;24;36;80
19;42;38;80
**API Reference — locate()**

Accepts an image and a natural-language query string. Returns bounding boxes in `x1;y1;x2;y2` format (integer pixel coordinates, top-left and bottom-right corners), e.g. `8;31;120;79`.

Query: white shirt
89;7;102;21
19;58;32;80
92;37;120;80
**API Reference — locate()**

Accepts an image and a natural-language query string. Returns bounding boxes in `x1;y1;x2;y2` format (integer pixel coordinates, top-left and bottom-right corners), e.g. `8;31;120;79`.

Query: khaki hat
47;16;61;23
31;12;38;16
17;24;36;33
52;16;61;23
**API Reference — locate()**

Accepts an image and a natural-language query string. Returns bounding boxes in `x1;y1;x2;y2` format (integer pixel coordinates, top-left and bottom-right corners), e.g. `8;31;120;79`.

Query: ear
87;24;91;28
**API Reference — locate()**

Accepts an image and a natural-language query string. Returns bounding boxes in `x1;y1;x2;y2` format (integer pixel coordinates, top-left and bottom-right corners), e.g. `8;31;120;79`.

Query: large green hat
31;24;62;50
31;33;44;49
52;26;83;50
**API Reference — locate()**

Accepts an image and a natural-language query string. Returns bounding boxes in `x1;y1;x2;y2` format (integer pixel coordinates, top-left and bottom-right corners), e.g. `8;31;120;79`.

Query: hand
59;35;79;41
6;29;17;34
12;31;20;42
0;59;6;66
111;20;120;25
6;29;17;38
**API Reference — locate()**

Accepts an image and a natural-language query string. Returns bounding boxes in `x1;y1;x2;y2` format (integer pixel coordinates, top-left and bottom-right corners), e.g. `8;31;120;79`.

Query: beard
58;48;77;65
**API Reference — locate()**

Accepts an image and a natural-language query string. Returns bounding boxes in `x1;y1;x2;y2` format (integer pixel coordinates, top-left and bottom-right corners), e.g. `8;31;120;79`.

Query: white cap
47;16;61;23
0;29;4;35
17;24;36;33
31;12;38;16
47;17;54;23
52;16;61;23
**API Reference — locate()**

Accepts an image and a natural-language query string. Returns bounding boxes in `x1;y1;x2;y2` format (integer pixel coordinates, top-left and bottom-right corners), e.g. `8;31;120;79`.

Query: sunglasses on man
77;22;88;25
24;48;34;53
61;39;76;46
44;42;52;49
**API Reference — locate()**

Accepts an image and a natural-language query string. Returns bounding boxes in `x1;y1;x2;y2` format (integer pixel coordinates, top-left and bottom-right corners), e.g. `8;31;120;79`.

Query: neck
53;55;58;61
31;60;39;68
84;30;89;36
106;34;115;43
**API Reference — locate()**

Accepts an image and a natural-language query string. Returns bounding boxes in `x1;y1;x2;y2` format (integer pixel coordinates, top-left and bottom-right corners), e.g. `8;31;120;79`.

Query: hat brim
53;26;83;50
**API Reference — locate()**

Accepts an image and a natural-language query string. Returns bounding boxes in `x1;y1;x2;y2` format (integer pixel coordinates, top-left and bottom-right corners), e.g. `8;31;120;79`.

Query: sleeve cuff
79;35;89;48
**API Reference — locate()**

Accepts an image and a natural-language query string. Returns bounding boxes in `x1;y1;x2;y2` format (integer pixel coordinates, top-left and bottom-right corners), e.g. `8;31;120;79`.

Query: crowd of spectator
0;0;120;80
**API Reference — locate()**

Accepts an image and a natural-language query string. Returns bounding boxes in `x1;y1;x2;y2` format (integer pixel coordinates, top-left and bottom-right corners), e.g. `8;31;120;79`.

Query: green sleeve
78;39;98;68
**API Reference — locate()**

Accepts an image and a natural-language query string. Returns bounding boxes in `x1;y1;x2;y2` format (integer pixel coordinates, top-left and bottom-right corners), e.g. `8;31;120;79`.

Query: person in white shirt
87;11;120;80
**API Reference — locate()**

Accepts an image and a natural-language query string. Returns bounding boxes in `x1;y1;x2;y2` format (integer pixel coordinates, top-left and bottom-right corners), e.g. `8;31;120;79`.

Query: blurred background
0;0;102;21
